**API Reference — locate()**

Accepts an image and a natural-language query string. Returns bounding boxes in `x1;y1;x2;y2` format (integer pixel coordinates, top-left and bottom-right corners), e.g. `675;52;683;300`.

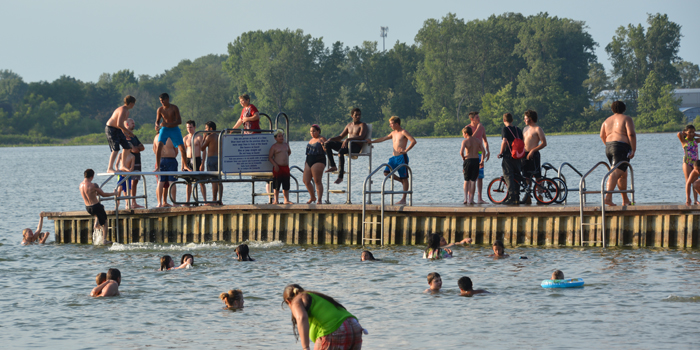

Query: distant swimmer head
96;272;107;285
235;244;254;261
611;101;626;114
22;228;32;240
181;254;194;267
427;272;442;290
458;276;473;292
552;270;564;280
160;255;174;271
492;240;505;256
427;233;442;250
220;289;244;309
361;250;378;261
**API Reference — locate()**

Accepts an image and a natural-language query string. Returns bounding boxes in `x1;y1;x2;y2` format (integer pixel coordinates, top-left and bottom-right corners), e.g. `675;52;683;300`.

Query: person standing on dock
154;93;191;173
184;120;206;205
126;118;145;209
153;135;179;207
232;94;260;134
467;112;490;204
80;169;116;245
521;110;547;204
105;96;135;173
600;101;636;206
499;113;525;205
324;108;369;184
201;121;223;205
369;116;416;205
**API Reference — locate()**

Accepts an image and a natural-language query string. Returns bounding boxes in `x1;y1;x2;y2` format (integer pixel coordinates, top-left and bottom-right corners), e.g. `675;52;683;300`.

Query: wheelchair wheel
534;178;559;205
487;177;509;204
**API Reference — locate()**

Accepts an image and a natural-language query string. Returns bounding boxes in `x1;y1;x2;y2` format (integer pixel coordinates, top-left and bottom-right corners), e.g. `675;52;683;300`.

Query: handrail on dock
361;163;413;246
577;161;635;248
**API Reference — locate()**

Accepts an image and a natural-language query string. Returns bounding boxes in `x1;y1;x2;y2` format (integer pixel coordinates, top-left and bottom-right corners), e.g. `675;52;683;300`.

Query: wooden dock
42;203;700;248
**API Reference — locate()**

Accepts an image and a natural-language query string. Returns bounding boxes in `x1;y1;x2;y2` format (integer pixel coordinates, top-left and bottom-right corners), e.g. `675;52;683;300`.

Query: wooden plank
655;216;664;248
677;214;687;248
662;215;671;248
687;214;695;248
524;217;532;246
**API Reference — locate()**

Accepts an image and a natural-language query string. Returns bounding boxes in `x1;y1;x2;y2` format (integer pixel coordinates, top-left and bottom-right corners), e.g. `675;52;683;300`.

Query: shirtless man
21;213;50;245
154;93;191;173
105;96;135;173
201;121;222;205
90;268;121;297
183;120;206;204
126;118;145;208
600;101;636;206
370;116;416;204
467;112;490;204
116;143;135;209
521;110;547;204
324;108;369;184
153;134;178;207
460;125;485;205
80;169;116;245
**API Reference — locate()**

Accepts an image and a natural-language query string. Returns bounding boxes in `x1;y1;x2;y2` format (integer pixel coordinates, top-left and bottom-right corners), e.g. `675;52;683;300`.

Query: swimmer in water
235;244;255;261
22;212;50;245
551;270;564;280
439;235;473;256
181;254;194;268
424;272;442;293
160;255;192;270
458;276;489;297
361;250;380;261
96;273;107;285
220;289;244;309
489;240;510;258
91;268;121;297
423;233;451;259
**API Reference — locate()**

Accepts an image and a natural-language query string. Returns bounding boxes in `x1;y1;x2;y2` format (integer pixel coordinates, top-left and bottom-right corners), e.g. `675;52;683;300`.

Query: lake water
1;134;699;349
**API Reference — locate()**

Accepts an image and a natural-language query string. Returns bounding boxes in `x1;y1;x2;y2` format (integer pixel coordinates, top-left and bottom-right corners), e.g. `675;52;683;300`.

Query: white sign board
221;133;275;173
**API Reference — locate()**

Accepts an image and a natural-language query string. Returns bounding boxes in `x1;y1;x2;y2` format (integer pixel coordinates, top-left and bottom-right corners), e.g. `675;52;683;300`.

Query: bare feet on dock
396;199;406;205
463;200;468;204
622;201;632;206
132;203;144;209
478;199;488;204
325;167;337;173
604;200;616;206
283;201;293;205
307;198;317;204
316;199;323;204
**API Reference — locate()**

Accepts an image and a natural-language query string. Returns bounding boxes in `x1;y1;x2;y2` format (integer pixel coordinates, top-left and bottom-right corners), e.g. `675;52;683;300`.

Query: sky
2;0;699;83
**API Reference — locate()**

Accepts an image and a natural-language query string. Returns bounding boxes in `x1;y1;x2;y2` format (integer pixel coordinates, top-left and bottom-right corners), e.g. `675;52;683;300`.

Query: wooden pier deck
42;203;700;248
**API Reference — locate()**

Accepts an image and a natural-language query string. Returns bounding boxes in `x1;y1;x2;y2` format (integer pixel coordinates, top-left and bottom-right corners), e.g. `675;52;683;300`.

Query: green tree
637;71;683;129
0;70;28;114
674;60;700;88
606;13;682;100
173;54;232;124
480;83;516;134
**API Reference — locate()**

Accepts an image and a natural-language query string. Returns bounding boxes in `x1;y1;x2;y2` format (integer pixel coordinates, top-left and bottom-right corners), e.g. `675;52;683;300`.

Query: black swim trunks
605;141;631;172
187;157;202;172
105;126;132;152
521;150;541;178
86;203;107;226
463;158;480;181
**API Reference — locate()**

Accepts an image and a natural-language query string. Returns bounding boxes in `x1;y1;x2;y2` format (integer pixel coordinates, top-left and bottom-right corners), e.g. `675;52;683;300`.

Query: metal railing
98;174;149;243
578;161;635;248
361;163;413;246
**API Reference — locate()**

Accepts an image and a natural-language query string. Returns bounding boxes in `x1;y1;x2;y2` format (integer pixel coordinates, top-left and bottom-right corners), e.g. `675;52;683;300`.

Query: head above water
458;276;473;291
235;244;253;261
611;101;626;114
492;240;505;255
96;272;107;285
107;268;121;285
181;253;194;266
160;255;173;271
427;272;442;289
361;250;377;261
427;233;442;250
552;270;564;280
220;289;244;309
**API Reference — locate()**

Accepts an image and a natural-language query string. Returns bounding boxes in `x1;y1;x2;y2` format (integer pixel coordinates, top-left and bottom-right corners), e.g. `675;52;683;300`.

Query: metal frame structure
361;163;413;246
326;124;373;204
578;161;635;248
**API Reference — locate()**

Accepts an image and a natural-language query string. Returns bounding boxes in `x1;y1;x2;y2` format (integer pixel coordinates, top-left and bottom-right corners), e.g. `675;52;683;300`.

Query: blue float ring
541;278;584;288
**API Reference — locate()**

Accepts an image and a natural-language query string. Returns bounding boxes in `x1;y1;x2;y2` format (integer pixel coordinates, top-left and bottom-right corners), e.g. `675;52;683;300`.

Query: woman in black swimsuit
304;125;327;204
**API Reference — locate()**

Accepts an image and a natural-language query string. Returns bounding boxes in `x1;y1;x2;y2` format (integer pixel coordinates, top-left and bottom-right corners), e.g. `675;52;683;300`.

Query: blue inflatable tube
541;278;584;288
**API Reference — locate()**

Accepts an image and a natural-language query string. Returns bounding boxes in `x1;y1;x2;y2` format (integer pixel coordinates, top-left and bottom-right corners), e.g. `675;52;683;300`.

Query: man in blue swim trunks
154;93;191;173
369;116;417;205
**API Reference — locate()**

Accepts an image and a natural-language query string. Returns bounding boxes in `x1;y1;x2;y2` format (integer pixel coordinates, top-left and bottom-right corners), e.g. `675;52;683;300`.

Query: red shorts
314;318;363;350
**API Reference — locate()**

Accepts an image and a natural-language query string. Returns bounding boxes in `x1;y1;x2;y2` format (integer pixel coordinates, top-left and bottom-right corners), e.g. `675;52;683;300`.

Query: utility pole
380;26;389;51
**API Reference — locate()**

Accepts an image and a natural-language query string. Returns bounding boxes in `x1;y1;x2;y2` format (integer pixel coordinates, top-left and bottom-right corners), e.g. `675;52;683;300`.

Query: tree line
0;12;697;145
